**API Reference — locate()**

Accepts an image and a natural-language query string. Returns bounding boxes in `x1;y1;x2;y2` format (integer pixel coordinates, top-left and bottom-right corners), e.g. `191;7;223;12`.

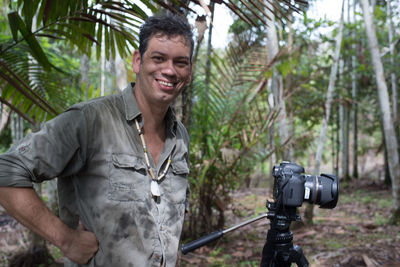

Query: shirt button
159;225;163;231
154;254;161;261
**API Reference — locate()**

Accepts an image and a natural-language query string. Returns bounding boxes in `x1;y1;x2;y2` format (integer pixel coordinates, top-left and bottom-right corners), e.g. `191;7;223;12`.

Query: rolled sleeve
0;107;88;187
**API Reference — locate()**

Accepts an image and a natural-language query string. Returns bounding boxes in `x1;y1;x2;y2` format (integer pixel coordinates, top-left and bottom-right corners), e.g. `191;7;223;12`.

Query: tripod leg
260;241;292;267
260;240;275;267
292;245;309;267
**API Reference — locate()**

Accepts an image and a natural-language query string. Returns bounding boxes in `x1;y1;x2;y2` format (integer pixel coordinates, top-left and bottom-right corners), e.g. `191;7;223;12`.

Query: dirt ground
1;179;399;267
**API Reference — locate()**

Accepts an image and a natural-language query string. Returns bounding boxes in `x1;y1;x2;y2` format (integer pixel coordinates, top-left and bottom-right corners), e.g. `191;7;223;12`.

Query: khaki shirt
0;84;190;267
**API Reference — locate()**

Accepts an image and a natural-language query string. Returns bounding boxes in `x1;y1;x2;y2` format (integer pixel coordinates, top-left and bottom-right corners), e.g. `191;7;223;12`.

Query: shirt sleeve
0;107;88;187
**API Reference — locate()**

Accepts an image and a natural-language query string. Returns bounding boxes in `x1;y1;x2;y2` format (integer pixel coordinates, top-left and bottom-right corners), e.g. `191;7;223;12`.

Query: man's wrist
54;223;74;253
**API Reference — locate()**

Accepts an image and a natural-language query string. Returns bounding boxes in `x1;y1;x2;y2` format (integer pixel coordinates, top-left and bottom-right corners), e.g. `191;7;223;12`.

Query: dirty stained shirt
0;84;190;267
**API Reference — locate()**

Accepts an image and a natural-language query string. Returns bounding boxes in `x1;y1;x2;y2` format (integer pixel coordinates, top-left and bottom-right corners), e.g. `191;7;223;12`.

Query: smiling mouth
157;79;175;88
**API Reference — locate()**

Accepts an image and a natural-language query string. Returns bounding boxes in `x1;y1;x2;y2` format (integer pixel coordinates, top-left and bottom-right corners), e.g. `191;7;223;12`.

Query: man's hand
0;188;99;265
61;221;99;264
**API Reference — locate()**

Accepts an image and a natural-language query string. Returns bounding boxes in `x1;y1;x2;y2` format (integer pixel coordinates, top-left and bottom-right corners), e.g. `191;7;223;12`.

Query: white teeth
158;80;174;87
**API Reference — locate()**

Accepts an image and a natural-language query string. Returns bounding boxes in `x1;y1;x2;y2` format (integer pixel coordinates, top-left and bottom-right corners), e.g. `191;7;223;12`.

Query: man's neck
140;107;167;133
133;87;168;131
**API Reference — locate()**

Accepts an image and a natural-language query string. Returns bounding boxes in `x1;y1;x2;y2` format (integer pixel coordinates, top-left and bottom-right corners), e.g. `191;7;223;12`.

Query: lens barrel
304;174;339;209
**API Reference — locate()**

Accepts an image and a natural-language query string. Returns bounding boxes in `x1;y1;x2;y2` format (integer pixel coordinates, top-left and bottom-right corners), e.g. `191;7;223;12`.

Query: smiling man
0;13;193;267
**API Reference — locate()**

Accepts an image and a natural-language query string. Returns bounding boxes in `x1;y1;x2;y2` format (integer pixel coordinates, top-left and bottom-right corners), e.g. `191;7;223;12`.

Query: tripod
181;201;308;267
260;201;309;267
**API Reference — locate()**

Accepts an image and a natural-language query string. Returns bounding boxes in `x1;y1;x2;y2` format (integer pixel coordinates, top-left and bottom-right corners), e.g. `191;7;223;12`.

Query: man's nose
161;60;177;77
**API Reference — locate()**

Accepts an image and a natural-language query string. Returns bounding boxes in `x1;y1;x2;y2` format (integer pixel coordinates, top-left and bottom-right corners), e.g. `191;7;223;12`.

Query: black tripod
260;201;309;267
181;200;308;267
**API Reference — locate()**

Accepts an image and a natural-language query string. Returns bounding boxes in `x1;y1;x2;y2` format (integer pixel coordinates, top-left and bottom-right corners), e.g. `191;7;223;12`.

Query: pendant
151;180;161;197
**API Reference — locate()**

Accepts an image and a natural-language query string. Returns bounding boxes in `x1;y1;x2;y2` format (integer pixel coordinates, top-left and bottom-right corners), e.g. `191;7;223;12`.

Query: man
0;12;193;266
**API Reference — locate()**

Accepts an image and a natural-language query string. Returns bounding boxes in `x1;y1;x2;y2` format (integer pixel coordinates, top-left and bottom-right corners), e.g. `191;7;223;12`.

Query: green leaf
105;27;110;60
137;0;157;14
130;3;149;20
110;29;116;59
22;0;33;30
7;12;52;71
7;12;19;41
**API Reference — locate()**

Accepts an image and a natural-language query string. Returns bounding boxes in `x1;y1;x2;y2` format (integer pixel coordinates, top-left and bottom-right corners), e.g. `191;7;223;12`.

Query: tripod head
260;201;308;267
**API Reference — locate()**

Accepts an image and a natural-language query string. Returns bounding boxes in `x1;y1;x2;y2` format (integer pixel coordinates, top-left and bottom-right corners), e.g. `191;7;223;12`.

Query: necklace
135;119;171;197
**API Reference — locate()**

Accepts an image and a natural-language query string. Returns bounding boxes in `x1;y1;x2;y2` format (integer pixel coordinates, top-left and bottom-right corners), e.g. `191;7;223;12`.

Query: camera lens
304;174;339;209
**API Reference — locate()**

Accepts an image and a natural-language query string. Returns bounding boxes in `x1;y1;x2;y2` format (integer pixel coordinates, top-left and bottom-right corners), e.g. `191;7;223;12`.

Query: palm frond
1;0;156;124
0;36;85;124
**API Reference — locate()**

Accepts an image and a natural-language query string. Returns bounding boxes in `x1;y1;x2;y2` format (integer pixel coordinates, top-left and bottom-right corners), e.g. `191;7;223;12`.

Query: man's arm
0;187;98;264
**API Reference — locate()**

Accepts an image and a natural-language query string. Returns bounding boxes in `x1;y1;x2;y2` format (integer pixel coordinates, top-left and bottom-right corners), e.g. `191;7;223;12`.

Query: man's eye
153;56;164;62
176;61;189;67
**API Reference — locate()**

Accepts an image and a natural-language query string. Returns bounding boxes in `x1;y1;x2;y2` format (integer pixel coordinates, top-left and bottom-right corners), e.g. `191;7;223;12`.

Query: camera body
272;161;339;209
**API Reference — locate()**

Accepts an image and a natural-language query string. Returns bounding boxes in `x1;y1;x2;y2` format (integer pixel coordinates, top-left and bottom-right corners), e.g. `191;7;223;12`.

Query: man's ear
132;50;141;74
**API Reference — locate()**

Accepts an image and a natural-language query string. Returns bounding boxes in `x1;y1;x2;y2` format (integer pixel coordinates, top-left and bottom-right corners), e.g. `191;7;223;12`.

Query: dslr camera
272;161;338;209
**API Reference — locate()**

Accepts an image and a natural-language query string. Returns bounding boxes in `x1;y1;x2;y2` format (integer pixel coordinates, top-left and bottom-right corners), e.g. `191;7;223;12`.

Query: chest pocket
166;159;189;204
108;153;148;202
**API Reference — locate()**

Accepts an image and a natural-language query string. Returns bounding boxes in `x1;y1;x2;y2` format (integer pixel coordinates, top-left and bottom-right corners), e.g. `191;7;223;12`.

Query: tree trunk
360;0;400;223
265;0;290;161
100;28;106;96
336;108;340;177
181;15;207;128
115;46;127;91
351;0;359;179
387;0;398;133
194;1;221;236
286;10;295;162
268;82;276;190
339;59;350;180
383;130;392;186
80;54;90;100
305;0;345;224
0;104;11;135
11;110;23;141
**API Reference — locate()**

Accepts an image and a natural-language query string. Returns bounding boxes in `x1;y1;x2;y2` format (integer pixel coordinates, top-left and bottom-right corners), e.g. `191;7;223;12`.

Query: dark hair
138;12;194;61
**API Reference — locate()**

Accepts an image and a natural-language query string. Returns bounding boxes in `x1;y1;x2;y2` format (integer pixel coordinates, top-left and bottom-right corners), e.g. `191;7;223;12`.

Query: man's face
133;34;192;107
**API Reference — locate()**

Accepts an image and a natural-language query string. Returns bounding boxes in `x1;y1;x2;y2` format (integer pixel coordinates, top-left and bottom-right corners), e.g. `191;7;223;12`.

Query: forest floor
179;179;400;267
0;178;400;267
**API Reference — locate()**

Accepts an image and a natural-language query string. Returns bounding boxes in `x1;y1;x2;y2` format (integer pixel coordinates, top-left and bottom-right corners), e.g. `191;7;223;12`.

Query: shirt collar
122;83;141;121
122;82;178;135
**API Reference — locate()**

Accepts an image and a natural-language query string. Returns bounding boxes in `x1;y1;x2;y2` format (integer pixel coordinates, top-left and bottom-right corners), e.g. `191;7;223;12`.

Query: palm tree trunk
360;0;400;223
